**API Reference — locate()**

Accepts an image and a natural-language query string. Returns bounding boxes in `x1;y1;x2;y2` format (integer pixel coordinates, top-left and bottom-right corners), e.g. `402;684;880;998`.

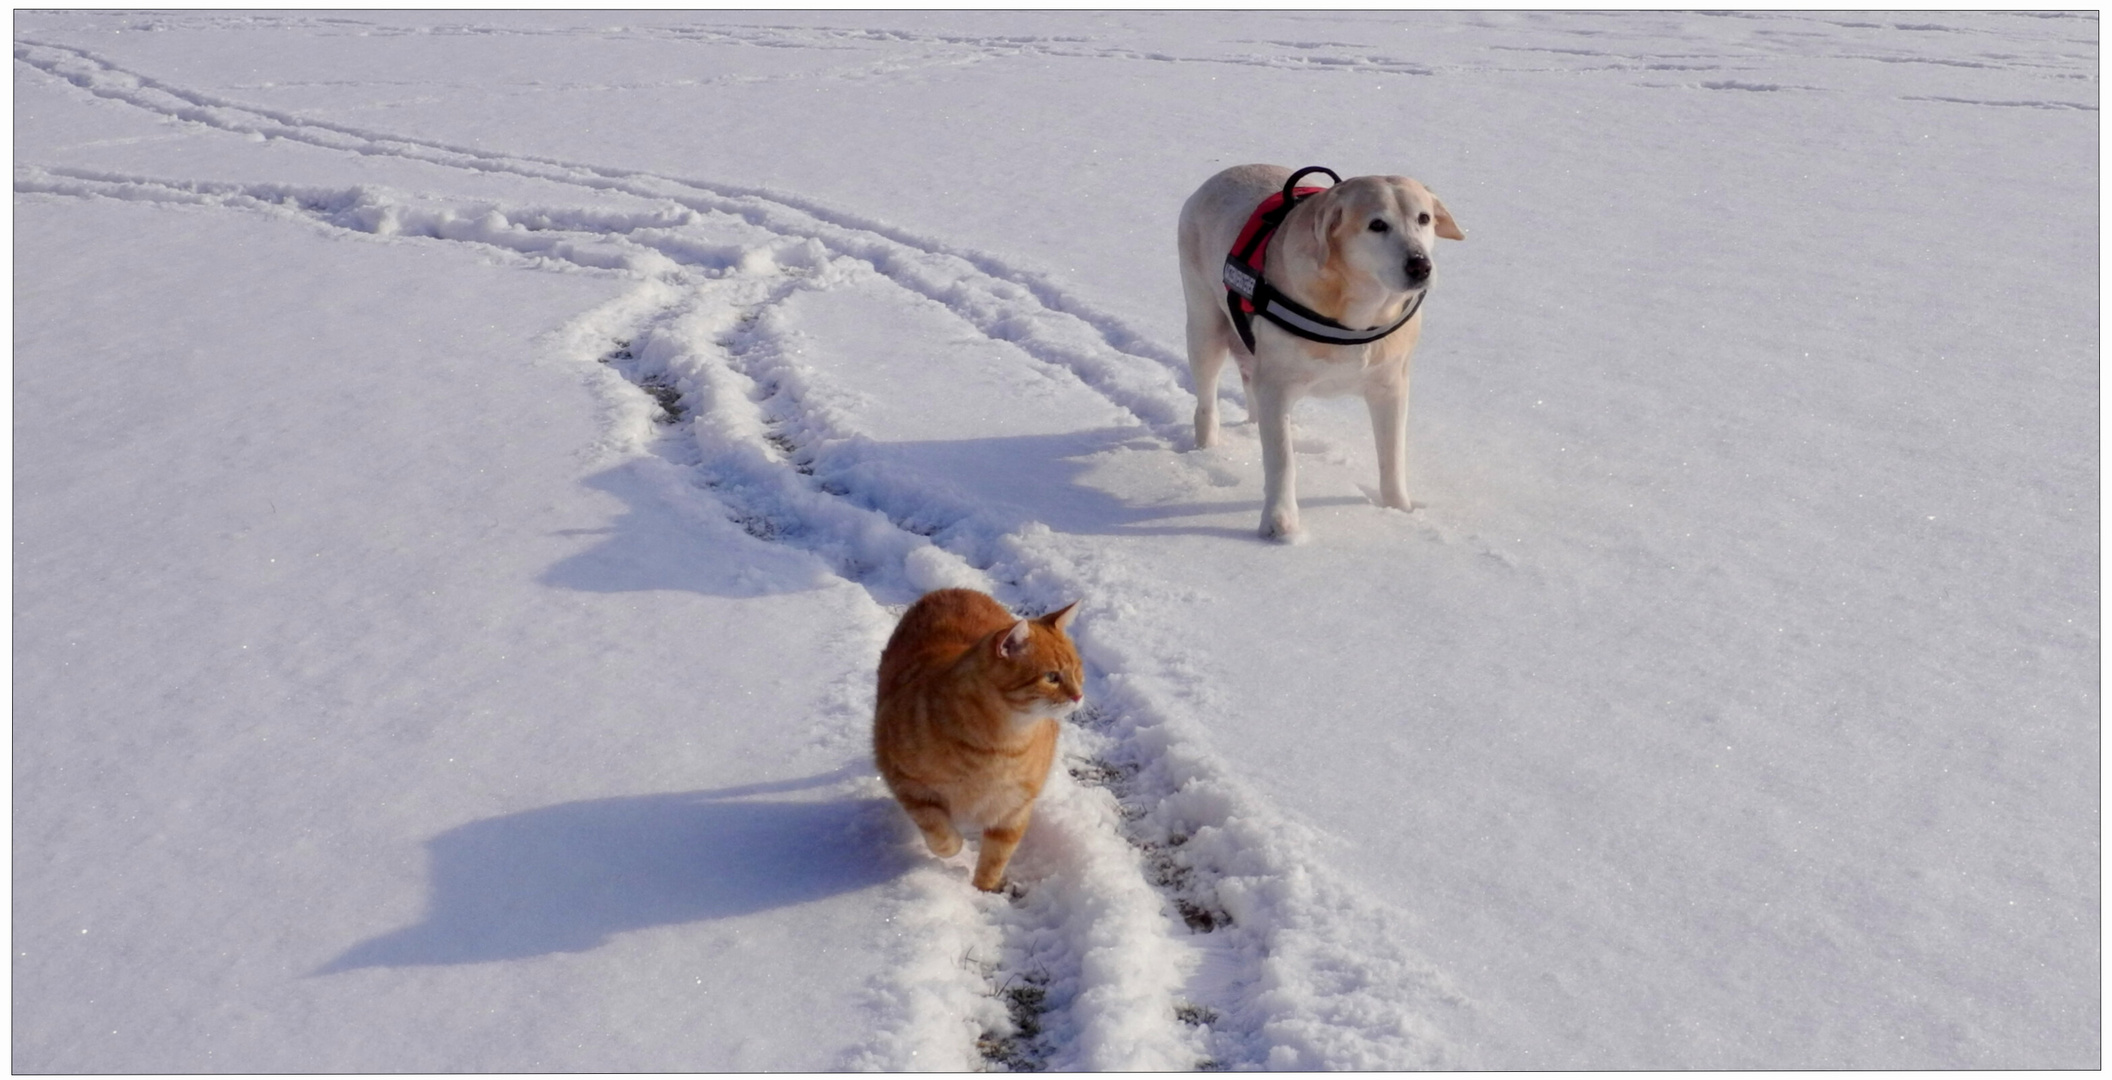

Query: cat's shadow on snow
540;428;1366;597
315;769;910;973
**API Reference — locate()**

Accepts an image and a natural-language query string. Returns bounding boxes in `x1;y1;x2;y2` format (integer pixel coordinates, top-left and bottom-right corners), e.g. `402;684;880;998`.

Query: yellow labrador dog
1178;164;1463;541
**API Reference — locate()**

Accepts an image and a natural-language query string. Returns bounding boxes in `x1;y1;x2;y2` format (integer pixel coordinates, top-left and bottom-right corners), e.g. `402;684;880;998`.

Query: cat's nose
1069;691;1083;702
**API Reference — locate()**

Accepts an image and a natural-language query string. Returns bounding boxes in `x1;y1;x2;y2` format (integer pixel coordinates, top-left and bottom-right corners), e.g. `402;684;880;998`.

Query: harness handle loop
1234;166;1342;268
1280;166;1341;206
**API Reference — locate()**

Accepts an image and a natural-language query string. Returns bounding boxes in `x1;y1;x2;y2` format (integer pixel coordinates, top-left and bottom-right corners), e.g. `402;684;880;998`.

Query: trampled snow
12;10;2098;1071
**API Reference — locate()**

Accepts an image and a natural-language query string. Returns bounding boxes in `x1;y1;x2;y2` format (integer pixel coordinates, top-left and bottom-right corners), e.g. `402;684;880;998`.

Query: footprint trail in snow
16;38;1470;1071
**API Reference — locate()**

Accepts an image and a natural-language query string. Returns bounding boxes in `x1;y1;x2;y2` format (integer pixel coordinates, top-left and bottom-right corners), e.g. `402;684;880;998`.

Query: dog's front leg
1365;368;1413;511
1253;375;1303;542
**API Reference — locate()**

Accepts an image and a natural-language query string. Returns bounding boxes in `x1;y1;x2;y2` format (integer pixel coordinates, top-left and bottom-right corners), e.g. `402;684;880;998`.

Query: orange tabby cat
874;588;1084;891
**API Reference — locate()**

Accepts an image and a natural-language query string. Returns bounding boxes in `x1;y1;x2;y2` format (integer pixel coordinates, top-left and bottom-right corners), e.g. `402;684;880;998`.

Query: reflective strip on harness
1261;290;1422;345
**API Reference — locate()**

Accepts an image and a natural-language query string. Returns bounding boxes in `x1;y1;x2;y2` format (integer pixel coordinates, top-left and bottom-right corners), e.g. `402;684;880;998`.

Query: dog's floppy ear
1311;188;1348;254
1431;194;1465;241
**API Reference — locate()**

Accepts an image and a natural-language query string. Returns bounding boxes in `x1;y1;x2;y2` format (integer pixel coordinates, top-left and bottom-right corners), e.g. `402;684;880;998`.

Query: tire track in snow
18;40;1469;1069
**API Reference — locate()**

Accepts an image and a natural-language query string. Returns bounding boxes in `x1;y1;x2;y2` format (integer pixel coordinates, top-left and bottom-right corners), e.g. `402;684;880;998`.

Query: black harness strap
1222;165;1425;352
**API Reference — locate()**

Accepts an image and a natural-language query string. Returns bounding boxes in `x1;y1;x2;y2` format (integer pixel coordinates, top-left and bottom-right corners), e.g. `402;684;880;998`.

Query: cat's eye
1044;672;1062;684
1417;211;1432;226
1367;219;1389;233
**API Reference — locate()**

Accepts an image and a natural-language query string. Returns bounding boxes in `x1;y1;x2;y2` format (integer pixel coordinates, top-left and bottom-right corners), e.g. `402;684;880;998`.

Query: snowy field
11;9;2098;1072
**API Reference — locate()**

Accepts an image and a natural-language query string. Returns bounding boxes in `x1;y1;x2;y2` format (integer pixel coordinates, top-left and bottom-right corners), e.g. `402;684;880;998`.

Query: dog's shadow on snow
315;769;910;973
540;428;1368;598
852;426;1355;542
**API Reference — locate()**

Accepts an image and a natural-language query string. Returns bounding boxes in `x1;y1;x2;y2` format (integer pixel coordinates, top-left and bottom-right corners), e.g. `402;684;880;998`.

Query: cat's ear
1041;600;1081;633
995;619;1032;659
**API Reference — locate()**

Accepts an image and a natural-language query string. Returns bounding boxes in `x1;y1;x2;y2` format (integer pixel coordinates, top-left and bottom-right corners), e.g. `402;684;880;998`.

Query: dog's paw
1258;519;1308;545
1356;483;1419;513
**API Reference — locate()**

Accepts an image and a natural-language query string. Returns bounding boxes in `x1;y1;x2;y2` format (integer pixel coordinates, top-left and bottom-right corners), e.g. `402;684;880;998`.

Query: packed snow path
14;11;2096;1072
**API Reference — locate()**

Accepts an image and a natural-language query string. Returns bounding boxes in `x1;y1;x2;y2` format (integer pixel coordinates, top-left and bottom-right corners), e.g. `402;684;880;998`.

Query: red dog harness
1222;165;1425;352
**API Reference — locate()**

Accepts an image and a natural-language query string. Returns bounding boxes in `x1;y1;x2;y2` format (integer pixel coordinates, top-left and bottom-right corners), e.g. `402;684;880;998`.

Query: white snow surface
11;9;2098;1072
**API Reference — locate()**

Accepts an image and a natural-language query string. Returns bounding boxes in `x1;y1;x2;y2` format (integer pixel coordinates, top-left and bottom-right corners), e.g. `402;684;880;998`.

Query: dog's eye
1417;212;1432;226
1367;219;1390;233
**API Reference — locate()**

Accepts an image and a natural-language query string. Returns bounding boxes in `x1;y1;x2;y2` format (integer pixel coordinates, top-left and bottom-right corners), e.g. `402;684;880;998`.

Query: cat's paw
923;830;963;858
975;875;1026;900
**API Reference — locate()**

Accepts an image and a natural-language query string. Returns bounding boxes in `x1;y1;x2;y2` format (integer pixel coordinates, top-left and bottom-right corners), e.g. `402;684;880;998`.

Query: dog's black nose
1403;252;1432;285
